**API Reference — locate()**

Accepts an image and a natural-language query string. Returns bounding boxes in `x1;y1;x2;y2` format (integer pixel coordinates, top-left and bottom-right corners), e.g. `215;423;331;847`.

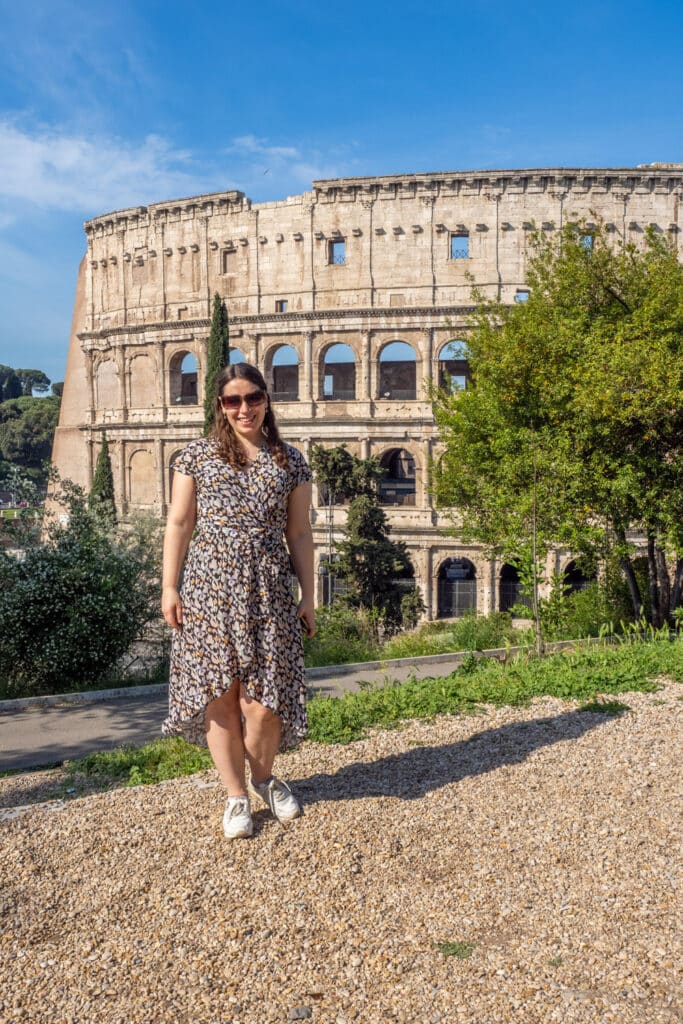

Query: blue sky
1;0;682;385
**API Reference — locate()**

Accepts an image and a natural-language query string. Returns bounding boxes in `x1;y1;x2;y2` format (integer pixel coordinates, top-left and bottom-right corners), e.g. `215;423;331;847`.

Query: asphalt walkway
0;653;478;772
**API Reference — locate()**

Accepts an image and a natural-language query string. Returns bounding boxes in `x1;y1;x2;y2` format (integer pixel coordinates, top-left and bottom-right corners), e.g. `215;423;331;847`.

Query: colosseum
52;165;683;618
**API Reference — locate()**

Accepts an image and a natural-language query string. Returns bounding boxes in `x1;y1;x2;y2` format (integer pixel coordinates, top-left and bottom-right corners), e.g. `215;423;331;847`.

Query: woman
161;362;315;839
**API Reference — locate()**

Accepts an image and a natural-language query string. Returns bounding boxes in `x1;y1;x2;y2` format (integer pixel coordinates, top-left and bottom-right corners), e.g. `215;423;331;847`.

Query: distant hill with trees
0;365;62;492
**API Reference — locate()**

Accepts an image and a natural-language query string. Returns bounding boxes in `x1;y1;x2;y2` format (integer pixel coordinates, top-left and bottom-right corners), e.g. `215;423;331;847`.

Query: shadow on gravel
293;709;615;803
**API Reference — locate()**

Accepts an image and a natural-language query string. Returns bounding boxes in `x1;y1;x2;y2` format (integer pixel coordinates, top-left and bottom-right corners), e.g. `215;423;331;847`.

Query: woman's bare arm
285;481;315;637
161;472;197;630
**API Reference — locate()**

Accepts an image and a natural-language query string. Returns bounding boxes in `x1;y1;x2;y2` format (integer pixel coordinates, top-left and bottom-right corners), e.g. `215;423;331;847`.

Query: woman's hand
297;598;316;638
162;586;184;630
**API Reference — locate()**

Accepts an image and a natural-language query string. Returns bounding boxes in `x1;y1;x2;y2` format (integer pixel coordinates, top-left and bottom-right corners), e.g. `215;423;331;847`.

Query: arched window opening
229;348;246;365
438;339;471;393
169;352;198;406
379;448;416;507
499;563;532;613
378;341;416;400
563;561;595;593
267;344;299;401
437;557;477;618
322;343;356;400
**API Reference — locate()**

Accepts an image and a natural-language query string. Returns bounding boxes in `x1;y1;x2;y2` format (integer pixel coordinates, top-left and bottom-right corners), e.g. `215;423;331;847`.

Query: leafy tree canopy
434;222;683;638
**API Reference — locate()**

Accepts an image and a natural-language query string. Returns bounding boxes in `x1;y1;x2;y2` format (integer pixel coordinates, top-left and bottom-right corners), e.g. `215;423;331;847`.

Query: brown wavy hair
209;362;289;469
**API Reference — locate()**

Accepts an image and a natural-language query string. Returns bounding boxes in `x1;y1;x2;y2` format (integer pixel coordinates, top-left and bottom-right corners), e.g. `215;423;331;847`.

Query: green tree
335;493;416;630
434;222;683;645
204;293;230;434
89;434;117;528
0;365;22;401
0;394;61;483
16;369;51;395
311;444;421;629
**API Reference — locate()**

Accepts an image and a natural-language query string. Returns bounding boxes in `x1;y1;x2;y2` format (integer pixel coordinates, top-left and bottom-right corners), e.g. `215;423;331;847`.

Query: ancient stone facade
52;166;683;618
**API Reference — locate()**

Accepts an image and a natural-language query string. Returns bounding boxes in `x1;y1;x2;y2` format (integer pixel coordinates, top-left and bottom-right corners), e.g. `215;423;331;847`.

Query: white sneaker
248;775;302;822
222;796;253;839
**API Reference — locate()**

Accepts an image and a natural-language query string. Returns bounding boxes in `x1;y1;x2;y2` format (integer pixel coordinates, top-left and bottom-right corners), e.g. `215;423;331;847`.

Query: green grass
380;612;530;660
436;941;475;959
66;736;213;786
56;636;683;791
578;699;631;714
306;637;683;744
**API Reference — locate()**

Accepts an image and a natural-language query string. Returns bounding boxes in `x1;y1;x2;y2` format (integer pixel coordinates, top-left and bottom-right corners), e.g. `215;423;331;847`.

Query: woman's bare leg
205;682;247;796
240;686;282;785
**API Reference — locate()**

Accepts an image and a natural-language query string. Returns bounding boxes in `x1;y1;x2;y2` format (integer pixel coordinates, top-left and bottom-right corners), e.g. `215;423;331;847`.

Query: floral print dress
163;437;312;751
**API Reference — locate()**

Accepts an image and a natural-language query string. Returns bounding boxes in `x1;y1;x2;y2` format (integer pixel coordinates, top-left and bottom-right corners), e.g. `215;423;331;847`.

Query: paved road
0;656;472;772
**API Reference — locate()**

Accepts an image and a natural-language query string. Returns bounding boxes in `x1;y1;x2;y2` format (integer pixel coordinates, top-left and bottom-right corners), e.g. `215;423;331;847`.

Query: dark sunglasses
219;390;267;410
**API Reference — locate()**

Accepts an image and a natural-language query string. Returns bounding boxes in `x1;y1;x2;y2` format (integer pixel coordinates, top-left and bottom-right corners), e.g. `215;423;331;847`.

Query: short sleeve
171;442;198;478
287;445;313;493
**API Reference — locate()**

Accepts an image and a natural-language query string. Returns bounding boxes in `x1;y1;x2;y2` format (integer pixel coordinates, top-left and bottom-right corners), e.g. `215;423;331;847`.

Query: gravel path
1;683;681;1024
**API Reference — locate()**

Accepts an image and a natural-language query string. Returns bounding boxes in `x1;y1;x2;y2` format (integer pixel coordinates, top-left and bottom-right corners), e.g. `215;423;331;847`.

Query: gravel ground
1;682;681;1024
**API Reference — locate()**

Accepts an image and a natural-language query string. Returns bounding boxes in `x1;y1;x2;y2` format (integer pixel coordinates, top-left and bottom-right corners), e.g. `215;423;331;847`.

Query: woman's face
220;377;268;444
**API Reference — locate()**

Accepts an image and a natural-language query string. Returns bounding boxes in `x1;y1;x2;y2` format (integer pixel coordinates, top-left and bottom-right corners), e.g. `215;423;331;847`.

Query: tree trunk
654;542;671;628
615;526;642;619
647;534;661;628
669;557;683;620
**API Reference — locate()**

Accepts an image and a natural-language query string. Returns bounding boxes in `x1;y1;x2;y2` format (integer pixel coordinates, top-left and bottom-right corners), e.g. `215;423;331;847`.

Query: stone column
424;547;435;620
118;439;127;514
118;229;128;325
303;331;314;400
115;349;127;423
360;436;370;460
154;438;165;510
84;349;96;425
252;333;261;370
158;344;167;418
360;331;372;400
86;434;95;488
422;326;434;395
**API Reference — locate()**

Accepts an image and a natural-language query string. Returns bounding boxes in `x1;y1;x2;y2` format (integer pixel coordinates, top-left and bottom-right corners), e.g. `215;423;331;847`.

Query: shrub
381;610;525;660
540;580;626;641
0;482;157;698
303;604;380;667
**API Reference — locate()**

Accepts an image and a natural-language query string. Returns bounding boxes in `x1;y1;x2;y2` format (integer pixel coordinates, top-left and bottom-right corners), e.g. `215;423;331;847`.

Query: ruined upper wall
82;167;683;334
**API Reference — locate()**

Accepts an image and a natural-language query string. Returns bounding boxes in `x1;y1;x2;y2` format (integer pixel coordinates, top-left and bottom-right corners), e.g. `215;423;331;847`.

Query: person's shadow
292;708;616;804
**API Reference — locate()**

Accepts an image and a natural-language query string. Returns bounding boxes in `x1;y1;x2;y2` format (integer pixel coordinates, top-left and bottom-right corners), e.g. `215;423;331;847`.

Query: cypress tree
204;293;230;434
89;434;117;528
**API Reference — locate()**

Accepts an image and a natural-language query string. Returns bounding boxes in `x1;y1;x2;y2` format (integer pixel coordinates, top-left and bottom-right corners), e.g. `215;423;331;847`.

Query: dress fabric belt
199;521;289;672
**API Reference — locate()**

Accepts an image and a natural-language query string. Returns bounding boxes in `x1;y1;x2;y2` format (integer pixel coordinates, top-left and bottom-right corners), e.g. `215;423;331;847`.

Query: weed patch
436;941;475;959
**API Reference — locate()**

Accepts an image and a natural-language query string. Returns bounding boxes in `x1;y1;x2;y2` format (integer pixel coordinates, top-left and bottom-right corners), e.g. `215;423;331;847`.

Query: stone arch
320;342;356;400
436;556;477;618
562;560;596;593
169;350;198;406
264;343;300;400
499;562;532;612
378;340;417;400
95;359;119;411
129;353;158;408
128;449;155;506
438;339;471;392
378;446;417;507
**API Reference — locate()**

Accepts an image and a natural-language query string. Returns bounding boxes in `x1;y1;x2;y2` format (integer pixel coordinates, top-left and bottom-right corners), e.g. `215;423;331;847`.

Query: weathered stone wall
52;166;683;617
